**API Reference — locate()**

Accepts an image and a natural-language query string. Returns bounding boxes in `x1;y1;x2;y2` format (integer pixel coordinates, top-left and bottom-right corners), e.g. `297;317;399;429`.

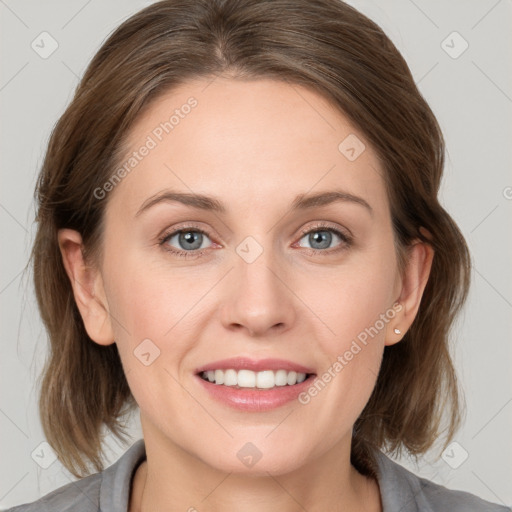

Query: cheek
307;247;397;352
294;244;398;427
104;246;199;340
103;253;212;393
296;258;396;433
105;264;197;419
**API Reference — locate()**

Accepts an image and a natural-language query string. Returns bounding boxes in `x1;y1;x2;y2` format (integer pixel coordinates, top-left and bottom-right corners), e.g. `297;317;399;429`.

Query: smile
194;356;317;411
199;369;310;389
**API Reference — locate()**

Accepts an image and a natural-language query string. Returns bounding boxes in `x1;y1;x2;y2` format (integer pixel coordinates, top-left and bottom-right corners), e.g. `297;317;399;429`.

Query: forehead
108;77;388;218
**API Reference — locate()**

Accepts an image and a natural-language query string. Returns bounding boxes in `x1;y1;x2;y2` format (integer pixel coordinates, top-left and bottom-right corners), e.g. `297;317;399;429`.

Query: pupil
181;231;202;250
311;231;331;249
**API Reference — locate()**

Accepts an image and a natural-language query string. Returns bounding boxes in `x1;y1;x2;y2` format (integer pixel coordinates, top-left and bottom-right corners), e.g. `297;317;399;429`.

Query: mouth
198;368;315;389
194;357;317;410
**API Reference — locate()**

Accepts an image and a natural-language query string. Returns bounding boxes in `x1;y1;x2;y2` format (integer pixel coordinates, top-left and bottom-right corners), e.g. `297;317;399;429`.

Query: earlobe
386;237;434;346
57;228;115;346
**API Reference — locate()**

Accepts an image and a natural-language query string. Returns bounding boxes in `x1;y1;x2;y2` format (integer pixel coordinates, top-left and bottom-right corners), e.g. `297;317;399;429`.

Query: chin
195;439;313;476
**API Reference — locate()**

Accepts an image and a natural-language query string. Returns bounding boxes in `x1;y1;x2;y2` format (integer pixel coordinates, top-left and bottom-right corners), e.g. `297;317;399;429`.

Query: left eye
297;228;347;251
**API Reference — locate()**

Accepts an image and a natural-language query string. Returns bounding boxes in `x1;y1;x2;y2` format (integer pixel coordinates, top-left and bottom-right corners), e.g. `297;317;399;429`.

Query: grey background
1;0;511;508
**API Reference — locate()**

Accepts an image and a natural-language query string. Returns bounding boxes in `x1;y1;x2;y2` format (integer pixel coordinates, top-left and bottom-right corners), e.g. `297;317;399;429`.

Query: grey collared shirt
5;439;510;511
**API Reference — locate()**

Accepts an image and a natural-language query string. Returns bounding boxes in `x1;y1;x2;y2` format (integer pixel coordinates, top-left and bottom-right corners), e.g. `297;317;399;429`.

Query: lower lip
195;374;316;411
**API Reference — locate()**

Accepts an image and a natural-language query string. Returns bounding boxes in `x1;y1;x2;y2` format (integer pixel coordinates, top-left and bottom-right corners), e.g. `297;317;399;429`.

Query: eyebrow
135;189;373;217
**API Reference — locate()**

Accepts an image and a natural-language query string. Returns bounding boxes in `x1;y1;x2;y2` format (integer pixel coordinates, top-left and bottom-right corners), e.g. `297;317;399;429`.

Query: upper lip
195;357;315;374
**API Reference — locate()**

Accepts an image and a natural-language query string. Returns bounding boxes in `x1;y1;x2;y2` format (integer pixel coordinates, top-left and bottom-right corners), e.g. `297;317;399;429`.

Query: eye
158;222;352;259
296;223;352;254
158;225;214;258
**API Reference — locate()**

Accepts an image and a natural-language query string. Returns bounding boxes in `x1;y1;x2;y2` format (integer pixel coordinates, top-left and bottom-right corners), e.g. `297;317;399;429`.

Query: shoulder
416;477;510;511
3;439;146;512
373;449;511;512
3;472;102;512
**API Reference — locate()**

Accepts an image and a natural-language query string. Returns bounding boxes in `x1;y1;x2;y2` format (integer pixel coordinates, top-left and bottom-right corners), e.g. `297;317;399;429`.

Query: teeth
238;369;256;388
224;369;237;386
275;369;288;386
287;371;297;385
256;370;274;389
200;369;309;389
214;369;224;385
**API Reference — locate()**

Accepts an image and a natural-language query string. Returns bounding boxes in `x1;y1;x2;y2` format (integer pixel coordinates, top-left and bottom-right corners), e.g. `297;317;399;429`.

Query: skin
58;77;434;512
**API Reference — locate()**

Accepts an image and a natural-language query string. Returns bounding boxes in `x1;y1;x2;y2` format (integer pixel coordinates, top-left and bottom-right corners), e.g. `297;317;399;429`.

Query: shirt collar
100;439;146;512
373;448;436;512
98;439;429;512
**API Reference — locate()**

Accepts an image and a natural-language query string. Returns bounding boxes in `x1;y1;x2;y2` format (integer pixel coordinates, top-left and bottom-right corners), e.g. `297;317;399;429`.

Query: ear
57;228;114;346
386;231;434;346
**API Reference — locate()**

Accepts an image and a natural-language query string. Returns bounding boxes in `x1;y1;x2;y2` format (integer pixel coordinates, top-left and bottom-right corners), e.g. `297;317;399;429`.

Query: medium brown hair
30;0;470;478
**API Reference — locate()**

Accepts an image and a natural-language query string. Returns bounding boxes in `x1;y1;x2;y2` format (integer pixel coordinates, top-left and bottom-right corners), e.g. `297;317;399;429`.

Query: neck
130;425;382;512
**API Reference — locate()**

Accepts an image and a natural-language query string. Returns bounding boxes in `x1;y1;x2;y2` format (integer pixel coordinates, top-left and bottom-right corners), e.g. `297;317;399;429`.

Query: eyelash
157;222;352;259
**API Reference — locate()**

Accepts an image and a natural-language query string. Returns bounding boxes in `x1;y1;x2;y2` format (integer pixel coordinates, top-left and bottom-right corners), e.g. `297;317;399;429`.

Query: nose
219;245;296;338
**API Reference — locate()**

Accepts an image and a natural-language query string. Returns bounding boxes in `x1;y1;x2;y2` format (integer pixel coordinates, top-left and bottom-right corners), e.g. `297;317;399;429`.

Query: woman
7;0;509;510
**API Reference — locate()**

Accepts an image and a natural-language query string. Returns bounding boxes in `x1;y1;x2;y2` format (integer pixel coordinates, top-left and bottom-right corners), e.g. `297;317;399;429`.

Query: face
85;77;406;475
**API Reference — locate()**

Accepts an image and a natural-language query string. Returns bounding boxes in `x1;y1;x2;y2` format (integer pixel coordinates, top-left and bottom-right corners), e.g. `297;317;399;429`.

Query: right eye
158;226;215;258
